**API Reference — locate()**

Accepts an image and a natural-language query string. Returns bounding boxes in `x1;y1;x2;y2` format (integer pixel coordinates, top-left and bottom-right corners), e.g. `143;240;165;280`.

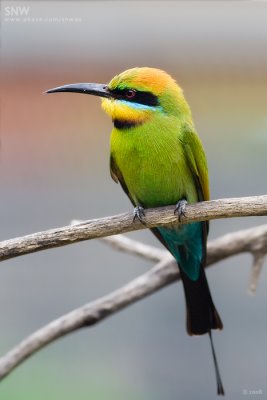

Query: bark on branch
0;195;266;262
0;224;266;381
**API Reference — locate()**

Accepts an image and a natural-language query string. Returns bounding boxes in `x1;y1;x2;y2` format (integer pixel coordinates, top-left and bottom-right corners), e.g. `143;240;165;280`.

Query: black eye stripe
109;88;159;107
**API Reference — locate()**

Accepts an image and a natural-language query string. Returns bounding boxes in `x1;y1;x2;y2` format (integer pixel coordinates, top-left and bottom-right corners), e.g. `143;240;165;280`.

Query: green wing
179;124;210;240
180;124;210;202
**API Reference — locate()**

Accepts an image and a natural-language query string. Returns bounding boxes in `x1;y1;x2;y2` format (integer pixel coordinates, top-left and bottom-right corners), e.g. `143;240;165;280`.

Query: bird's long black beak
45;83;112;98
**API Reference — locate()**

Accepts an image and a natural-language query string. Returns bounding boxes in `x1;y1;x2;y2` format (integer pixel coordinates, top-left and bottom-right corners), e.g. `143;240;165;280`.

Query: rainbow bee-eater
46;67;224;395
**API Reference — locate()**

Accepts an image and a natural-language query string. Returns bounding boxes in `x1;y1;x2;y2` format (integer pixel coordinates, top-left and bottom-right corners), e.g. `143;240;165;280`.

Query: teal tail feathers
153;222;224;394
154;222;223;335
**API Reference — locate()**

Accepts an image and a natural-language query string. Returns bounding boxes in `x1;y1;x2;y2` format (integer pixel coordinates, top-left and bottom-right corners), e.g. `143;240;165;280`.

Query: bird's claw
133;206;146;222
174;199;187;222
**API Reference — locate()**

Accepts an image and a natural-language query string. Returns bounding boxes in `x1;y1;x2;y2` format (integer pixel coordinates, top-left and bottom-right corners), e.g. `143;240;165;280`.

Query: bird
46;67;224;395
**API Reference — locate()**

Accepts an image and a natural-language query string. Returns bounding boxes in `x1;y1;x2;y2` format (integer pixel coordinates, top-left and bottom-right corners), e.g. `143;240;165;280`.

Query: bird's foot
133;206;146;222
174;199;187;222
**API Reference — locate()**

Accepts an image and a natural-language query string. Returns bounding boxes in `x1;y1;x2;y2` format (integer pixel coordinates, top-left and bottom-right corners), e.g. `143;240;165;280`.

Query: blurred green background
1;1;267;399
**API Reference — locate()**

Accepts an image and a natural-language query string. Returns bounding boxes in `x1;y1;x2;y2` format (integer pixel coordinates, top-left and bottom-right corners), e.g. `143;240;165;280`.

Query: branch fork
0;195;266;380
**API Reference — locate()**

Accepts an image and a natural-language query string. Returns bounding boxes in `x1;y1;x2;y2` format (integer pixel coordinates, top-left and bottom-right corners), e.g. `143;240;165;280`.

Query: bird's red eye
125;89;136;99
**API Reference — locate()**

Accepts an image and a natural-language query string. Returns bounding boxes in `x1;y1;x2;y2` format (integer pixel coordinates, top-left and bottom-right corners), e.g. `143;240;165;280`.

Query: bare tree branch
0;224;266;381
0;195;267;262
249;252;266;295
100;224;267;267
70;221;168;262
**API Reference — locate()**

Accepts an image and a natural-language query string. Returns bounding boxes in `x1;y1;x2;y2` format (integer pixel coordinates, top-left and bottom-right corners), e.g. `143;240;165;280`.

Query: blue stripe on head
117;100;163;112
